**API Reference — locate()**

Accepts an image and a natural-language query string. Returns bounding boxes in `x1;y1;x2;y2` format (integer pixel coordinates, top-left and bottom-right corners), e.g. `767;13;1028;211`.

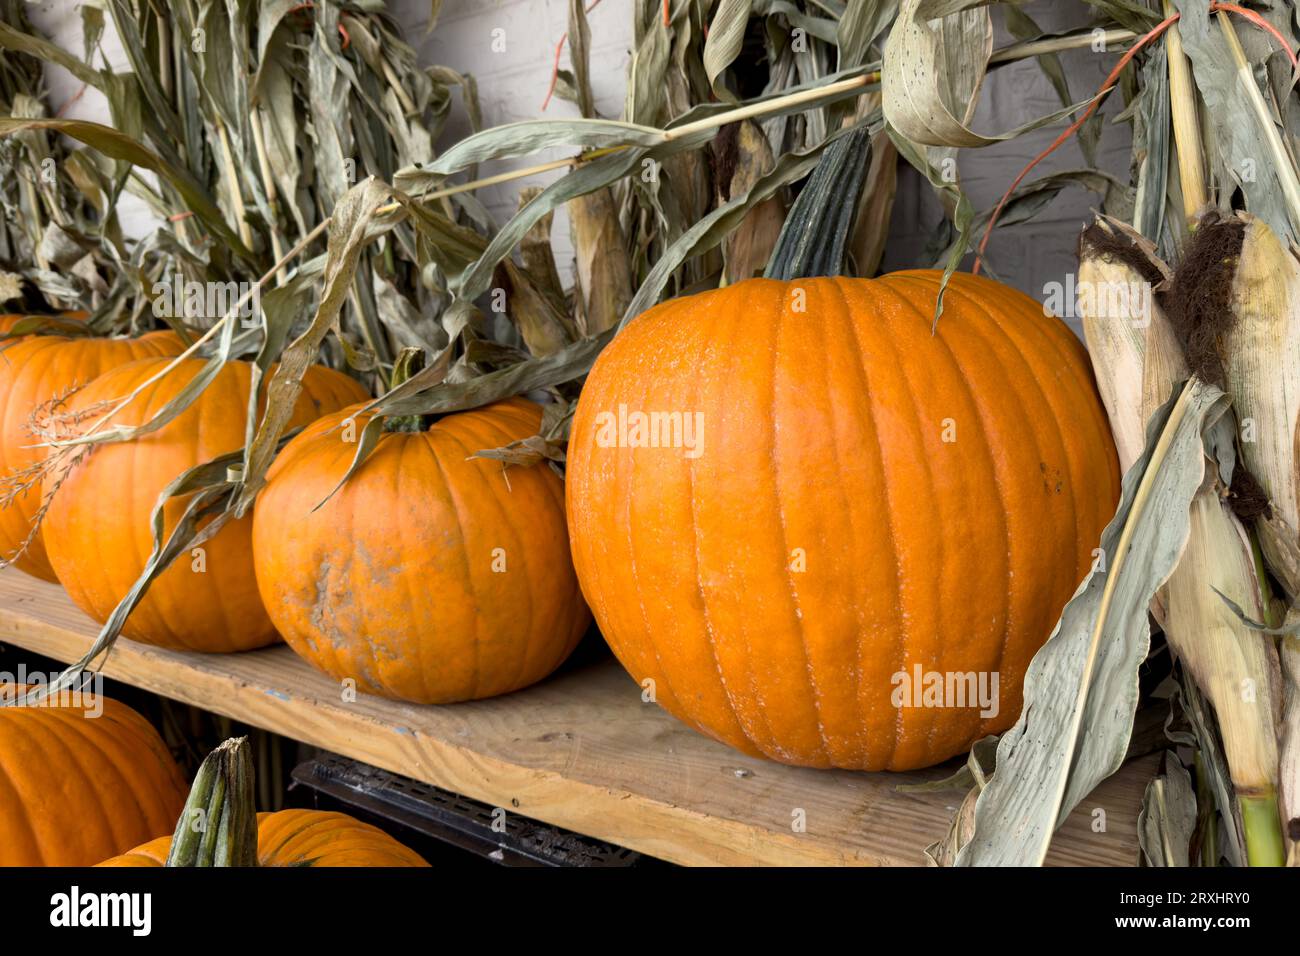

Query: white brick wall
390;0;635;277
20;0;1129;327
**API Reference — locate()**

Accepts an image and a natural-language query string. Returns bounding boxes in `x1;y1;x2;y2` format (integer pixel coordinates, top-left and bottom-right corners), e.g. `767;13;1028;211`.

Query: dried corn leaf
1139;752;1197;866
623;122;873;323
1171;2;1300;244
472;400;573;467
235;178;390;512
956;378;1232;866
1168;678;1246;866
502;259;571;358
837;0;901;71
923;738;996;866
884;0;1095;149
702;0;753;99
0;117;254;264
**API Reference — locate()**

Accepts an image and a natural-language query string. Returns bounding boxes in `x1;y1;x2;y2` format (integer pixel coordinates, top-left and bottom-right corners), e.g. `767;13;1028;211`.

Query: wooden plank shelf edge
0;569;1152;866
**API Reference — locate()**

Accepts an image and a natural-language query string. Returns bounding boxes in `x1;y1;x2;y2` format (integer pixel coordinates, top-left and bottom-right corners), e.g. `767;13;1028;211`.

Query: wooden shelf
0;569;1152;866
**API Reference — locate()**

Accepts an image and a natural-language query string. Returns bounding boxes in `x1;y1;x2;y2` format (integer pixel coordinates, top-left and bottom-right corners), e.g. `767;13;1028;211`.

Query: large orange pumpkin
0;330;183;579
252;398;589;703
0;685;188;866
566;271;1120;771
42;358;369;652
97;809;429;867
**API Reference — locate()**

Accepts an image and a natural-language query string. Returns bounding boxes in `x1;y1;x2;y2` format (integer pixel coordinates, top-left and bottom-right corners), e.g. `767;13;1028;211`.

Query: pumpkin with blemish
0;327;181;580
0;685;187;866
251;397;589;703
41;357;369;652
565;270;1120;771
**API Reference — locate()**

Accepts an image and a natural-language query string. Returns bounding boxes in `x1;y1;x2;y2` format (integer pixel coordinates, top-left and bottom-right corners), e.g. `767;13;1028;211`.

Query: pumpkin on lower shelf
252;354;589;703
0;328;183;579
41;357;370;652
98;736;426;867
98;810;429;868
566;270;1121;772
0;684;188;866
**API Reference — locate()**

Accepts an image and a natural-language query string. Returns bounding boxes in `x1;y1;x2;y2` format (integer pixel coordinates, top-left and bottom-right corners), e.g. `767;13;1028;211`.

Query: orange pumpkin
252;398;589;703
566;271;1120;771
42;358;369;652
0;331;183;579
0;685;188;866
97;808;429;867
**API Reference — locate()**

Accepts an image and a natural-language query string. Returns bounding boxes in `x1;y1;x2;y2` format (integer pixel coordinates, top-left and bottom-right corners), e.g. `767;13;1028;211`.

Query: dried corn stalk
569;187;633;337
1080;213;1286;866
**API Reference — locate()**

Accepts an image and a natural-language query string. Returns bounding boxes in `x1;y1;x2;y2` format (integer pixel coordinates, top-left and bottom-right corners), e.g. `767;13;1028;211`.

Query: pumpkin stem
166;737;258;867
764;124;874;281
384;346;433;433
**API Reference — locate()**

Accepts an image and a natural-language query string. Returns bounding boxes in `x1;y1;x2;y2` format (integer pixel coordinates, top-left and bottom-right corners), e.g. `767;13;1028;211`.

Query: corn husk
719;121;785;284
1166;488;1284;865
1078;218;1174;473
1079;215;1184;630
1223;215;1300;589
1080;213;1285;865
1220;213;1300;863
569;186;634;337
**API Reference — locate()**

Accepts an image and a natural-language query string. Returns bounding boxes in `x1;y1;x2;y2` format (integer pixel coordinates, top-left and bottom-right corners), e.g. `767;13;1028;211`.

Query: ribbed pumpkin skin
96;809;429;867
0;687;187;866
252;398;590;703
42;358;369;652
566;271;1120;771
0;331;183;579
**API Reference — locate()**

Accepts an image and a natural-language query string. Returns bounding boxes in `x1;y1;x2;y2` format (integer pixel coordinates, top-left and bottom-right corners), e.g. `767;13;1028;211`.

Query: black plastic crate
290;752;661;867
